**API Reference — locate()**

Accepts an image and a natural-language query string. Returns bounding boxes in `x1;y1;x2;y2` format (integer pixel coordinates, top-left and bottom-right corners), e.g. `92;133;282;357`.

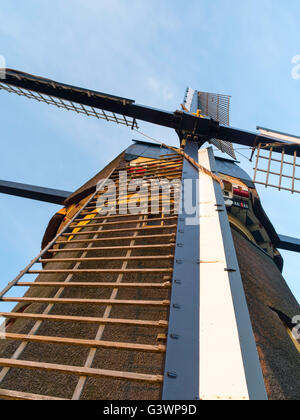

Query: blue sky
0;0;299;306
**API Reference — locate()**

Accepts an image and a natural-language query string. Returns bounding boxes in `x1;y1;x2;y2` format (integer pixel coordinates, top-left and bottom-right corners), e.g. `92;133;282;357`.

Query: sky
0;0;299;308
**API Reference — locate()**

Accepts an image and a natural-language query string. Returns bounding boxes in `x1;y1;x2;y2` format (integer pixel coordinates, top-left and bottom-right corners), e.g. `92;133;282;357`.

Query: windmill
0;69;299;401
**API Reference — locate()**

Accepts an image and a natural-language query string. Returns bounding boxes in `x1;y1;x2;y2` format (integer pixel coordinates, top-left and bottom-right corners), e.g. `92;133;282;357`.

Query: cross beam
1;69;300;157
278;235;300;253
0;180;71;204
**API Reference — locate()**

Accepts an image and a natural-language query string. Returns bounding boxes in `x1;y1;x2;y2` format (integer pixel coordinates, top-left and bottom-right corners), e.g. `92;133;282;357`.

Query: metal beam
278;234;300;253
162;140;200;400
198;147;267;401
1;69;299;156
217;125;300;157
0;180;71;204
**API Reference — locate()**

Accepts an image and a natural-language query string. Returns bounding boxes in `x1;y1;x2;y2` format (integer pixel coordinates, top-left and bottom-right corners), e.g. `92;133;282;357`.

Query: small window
270;307;300;354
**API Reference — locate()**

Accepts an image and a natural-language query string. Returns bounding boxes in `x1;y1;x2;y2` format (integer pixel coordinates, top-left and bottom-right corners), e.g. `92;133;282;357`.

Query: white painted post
199;147;267;401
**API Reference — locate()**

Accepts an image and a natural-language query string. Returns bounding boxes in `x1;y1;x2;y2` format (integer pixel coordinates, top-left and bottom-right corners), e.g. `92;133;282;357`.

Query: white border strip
199;147;267;401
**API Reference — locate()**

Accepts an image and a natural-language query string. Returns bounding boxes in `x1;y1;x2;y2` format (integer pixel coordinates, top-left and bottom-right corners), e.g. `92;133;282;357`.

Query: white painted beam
199;147;267;401
257;126;300;146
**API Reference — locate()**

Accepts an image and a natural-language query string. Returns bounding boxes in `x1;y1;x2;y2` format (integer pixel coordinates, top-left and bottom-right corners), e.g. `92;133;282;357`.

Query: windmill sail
253;127;300;194
0;69;138;128
0;69;299;159
184;88;236;160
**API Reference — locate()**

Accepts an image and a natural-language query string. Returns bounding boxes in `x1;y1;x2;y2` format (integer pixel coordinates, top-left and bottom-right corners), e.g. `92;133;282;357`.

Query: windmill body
0;70;299;400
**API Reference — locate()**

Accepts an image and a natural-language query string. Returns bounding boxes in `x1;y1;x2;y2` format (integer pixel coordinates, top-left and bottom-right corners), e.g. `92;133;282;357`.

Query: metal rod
70;217;177;228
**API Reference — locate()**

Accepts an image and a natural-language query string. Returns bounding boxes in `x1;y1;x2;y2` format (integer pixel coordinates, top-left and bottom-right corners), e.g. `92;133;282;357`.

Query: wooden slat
80;207;176;216
124;159;182;169
17;281;172;289
109;167;182;177
71;212;173;221
109;168;182;179
57;233;176;245
70;216;177;228
0;312;169;328
90;190;178;202
39;255;173;263
121;167;181;176
0;210;118;387
100;176;181;188
0;359;164;383
62;225;177;236
85;198;176;210
0;388;67;400
4;333;166;353
123;156;181;165
80;201;178;214
48;244;175;253
72;214;153;400
126;161;182;169
125;158;182;166
1;297;170;307
28;268;173;274
114;158;180;170
124;163;183;173
84;199;177;211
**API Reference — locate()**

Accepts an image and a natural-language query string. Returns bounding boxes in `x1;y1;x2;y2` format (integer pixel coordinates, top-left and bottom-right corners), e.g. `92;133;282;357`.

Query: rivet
170;333;180;340
167;372;177;379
